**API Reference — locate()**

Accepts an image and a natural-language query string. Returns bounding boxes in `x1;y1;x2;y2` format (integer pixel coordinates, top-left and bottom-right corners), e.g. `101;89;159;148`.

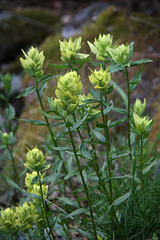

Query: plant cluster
0;34;159;240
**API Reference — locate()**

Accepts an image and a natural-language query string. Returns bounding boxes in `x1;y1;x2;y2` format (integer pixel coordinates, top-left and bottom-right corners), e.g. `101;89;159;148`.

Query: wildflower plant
1;33;159;240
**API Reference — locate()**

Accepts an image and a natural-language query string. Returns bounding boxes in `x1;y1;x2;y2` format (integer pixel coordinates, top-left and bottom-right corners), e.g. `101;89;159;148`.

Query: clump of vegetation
0;33;159;240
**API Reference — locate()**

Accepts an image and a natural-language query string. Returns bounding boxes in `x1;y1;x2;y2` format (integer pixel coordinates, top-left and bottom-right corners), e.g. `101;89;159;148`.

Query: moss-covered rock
0;8;61;72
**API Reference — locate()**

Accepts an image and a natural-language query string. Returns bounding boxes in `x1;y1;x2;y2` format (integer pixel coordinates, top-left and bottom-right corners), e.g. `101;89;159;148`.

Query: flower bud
89;65;111;90
20;46;45;77
108;44;130;64
88;34;113;61
25;147;50;172
0;207;17;234
0;131;13;145
134;98;146;116
133;112;153;134
59;37;89;64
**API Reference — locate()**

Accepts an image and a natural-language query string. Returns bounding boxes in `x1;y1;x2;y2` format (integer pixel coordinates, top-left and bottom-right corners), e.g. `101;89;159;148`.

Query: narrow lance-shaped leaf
64;208;88;219
108;117;127;128
130;59;153;67
79;142;92;159
16;86;36;98
104;100;114;115
129;65;144;93
112;190;131;207
18;118;47;126
92;129;106;143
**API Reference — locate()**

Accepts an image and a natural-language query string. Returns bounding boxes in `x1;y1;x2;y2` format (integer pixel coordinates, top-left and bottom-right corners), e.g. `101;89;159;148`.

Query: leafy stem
67;125;98;240
100;89;113;240
34;78;81;207
125;67;132;161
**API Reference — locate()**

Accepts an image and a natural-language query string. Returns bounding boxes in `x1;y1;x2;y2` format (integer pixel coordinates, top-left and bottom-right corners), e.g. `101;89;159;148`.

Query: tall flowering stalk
51;70;98;240
24;147;55;240
19;46;80;206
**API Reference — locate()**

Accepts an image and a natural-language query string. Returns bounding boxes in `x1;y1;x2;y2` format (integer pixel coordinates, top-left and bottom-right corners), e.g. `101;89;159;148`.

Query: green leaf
39;73;54;83
104;101;113;115
49;146;72;151
92;129;105;143
0;93;6;101
31;236;43;240
130;59;153;66
39;82;47;98
112;107;128;115
40;109;63;120
90;89;101;101
79;142;92;159
59;197;79;208
64;208;88;219
111;80;128;108
18;119;47;126
75;228;93;240
112;152;130;160
42;173;59;184
71;111;88;131
109;63;124;73
105;175;129;183
64;168;78;180
108;117;127;128
6;178;21;190
143;159;158;174
87;41;97;54
112;190;131;207
128;42;134;60
5;104;15;120
16;86;35;98
31;176;40;184
129;66;144;93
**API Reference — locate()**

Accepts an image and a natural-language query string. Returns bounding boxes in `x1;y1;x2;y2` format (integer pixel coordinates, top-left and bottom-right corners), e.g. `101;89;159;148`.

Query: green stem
78;121;125;240
7;146;18;184
27;229;31;240
37;171;46;240
68;126;98;240
73;113;83;142
34;79;81;207
100;90;113;240
125;67;132;161
10;232;14;240
140;135;143;191
37;171;56;240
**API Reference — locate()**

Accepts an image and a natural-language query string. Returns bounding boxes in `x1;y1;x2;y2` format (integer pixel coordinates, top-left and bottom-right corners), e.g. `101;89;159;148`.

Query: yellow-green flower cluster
134;98;146;116
20;46;45;77
0;207;17;234
25;147;50;172
89;66;111;90
52;71;82;116
59;37;89;64
133;112;152;134
107;43;130;65
0;131;13;145
0;202;38;234
133;98;152;134
77;93;100;118
88;34;113;61
15;202;38;231
25;171;48;203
